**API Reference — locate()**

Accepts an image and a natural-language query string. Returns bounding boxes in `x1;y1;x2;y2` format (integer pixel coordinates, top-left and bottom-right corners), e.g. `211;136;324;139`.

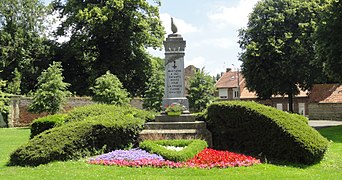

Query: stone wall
8;96;95;127
308;103;342;120
7;96;144;127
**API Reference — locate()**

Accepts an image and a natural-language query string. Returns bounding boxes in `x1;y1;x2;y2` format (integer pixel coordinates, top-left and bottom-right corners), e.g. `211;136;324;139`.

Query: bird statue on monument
171;17;178;34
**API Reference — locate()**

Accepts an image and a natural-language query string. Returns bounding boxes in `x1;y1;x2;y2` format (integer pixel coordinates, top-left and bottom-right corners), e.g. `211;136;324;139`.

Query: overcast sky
44;0;260;75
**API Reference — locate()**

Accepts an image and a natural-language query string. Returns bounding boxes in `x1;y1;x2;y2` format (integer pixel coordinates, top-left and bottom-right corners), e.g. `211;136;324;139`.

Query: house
215;69;309;116
215;68;244;100
308;84;342;120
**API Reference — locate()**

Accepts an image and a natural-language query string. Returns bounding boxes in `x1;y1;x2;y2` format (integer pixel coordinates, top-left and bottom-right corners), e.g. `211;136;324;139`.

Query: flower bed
88;148;260;169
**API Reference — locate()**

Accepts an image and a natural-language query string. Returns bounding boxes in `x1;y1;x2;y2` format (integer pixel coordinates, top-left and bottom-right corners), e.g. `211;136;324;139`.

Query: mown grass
1;126;342;179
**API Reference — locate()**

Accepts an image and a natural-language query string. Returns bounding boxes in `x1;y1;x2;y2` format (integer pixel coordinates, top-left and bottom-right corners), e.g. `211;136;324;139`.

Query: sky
44;0;260;76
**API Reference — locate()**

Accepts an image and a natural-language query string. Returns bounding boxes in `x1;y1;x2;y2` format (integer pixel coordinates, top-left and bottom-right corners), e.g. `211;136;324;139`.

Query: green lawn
1;127;342;179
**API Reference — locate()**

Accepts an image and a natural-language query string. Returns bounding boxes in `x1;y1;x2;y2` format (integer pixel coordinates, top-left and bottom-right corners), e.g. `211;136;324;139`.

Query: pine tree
90;71;130;105
28;62;70;114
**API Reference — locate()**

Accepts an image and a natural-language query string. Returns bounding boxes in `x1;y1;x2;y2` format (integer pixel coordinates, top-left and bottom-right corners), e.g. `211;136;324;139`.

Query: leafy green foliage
0;79;9;127
238;0;330;111
90;71;130;105
206;101;329;165
8;112;145;166
139;139;208;162
52;0;165;96
0;80;9;115
65;104;155;123
30;114;67;139
188;68;216;112
28;62;71;114
6;68;21;95
143;57;164;111
0;0;50;94
315;0;342;83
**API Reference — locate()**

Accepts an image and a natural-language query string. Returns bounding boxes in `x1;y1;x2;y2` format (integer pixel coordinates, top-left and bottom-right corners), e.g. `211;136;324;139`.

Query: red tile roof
216;71;243;88
309;84;342;103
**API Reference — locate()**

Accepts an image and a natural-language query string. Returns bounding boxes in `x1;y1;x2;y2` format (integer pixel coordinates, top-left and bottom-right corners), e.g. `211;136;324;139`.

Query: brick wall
308;103;342;120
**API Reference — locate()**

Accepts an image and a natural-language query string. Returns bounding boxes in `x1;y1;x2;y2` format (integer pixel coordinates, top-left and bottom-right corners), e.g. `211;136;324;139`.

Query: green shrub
8;112;144;166
139;139;208;162
28;62;71;114
90;71;130;105
30;114;67;139
206;101;329;165
65;104;155;123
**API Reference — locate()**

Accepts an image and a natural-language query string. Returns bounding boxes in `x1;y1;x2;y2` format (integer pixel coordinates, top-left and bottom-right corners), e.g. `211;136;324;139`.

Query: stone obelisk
162;17;189;112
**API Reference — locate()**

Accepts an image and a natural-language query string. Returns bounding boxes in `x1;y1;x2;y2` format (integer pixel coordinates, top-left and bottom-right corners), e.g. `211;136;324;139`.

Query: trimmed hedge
139;139;208;162
65;104;155;123
30;114;67;139
8;112;144;167
206;101;329;165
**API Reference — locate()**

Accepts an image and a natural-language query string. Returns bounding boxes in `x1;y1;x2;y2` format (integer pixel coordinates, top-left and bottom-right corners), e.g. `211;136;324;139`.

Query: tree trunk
288;86;293;113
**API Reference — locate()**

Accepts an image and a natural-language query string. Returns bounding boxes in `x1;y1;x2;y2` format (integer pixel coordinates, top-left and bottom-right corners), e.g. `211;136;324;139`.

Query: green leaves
188;68;216;112
90;71;130;105
238;0;331;111
0;0;49;94
143;57;164;111
28;62;71;114
315;0;342;83
54;0;165;96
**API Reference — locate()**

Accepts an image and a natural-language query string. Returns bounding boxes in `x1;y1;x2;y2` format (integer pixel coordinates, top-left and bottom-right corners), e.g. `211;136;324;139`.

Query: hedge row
29;104;155;138
206;101;329;165
65;104;155;123
9;112;145;166
139;139;208;162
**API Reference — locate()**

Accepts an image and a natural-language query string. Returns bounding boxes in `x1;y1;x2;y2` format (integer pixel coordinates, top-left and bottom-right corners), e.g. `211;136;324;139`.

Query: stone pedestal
162;34;189;111
139;28;213;147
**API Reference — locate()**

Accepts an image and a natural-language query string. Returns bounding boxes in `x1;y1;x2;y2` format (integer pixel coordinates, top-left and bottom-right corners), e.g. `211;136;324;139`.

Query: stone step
155;114;196;122
139;129;212;146
144;121;207;130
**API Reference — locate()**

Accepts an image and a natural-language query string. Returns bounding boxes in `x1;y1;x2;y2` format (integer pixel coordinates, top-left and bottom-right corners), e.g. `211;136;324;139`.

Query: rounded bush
8;112;144;167
206;101;329;165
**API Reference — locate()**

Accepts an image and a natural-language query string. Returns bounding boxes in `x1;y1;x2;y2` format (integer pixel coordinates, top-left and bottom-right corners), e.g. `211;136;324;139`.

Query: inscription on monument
166;59;183;97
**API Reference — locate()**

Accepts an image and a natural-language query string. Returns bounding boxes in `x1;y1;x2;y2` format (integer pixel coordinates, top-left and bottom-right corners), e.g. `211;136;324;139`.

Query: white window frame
276;103;283;110
233;88;239;99
219;89;228;99
298;103;305;115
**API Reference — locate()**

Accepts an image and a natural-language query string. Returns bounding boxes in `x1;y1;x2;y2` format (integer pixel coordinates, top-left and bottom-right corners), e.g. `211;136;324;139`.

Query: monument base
162;97;189;111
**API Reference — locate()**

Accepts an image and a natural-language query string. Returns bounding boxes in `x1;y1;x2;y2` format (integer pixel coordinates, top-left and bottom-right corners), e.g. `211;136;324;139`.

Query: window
276;103;283;110
298;103;305;115
219;89;228;99
233;88;239;99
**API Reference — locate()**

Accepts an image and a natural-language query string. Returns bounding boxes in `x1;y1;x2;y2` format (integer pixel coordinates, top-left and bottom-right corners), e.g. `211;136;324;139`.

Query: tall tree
28;62;71;114
238;0;329;112
143;57;164;111
0;0;50;94
315;0;342;83
52;0;165;96
188;68;216;112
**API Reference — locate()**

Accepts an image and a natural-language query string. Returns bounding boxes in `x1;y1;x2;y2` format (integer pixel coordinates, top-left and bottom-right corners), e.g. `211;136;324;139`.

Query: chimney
226;68;231;72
